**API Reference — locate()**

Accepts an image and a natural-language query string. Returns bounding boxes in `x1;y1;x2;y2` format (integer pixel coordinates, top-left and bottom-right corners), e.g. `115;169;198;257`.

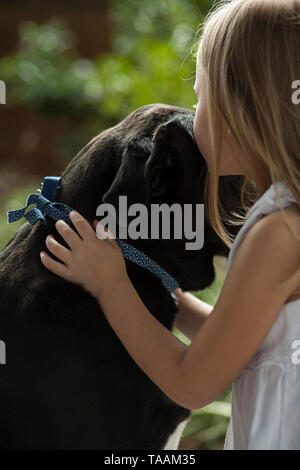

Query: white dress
223;180;300;450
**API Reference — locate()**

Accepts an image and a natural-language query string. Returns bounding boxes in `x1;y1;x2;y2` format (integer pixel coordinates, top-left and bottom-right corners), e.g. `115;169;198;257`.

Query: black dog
0;104;243;449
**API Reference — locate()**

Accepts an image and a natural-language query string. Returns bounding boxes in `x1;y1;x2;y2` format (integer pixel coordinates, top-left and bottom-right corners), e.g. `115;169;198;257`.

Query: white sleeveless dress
223;179;300;450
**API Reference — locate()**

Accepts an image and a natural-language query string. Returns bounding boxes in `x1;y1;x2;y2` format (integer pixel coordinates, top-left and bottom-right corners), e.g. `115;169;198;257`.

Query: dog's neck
7;176;180;294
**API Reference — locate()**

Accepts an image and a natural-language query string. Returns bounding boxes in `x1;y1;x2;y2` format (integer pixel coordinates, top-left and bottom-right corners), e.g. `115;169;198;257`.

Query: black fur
0;104;243;449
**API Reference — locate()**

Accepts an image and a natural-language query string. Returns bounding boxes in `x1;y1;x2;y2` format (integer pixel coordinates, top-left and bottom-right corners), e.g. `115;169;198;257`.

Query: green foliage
0;18;103;116
101;0;203;122
0;1;211;128
182;392;231;449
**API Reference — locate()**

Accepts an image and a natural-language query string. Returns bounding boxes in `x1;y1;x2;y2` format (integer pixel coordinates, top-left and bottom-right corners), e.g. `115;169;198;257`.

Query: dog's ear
144;119;195;199
102;137;152;207
102;119;195;208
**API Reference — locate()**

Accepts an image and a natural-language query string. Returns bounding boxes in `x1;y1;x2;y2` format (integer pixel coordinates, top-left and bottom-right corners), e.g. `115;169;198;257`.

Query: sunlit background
0;0;230;450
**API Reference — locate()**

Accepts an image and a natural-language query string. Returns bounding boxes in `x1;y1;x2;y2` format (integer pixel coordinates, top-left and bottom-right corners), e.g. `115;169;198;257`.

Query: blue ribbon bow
7;176;179;293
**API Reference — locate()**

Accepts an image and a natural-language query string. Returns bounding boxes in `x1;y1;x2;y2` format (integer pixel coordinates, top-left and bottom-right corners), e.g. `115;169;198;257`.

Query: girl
40;0;300;450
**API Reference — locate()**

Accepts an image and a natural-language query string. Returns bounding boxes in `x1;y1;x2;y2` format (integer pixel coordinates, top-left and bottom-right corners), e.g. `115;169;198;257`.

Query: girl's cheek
193;108;211;166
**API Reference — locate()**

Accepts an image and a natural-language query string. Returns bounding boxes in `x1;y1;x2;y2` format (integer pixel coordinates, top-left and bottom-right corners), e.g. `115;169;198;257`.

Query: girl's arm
96;211;300;410
41;210;300;411
172;289;213;341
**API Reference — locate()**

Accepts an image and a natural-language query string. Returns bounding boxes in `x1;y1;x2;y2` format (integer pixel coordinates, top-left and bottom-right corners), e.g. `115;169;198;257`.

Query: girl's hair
195;0;300;248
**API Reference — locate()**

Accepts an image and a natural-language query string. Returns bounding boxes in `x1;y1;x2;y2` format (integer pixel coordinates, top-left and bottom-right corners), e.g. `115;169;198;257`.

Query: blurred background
0;0;231;450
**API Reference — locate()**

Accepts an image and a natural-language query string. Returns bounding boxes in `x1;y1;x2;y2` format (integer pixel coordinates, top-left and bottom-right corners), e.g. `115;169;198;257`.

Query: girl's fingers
96;221;109;240
40;251;69;279
69;211;96;240
45;235;70;263
55;219;81;248
95;222;119;248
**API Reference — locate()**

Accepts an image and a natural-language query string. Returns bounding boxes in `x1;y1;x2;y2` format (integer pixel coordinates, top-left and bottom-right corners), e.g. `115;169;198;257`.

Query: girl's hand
40;210;129;301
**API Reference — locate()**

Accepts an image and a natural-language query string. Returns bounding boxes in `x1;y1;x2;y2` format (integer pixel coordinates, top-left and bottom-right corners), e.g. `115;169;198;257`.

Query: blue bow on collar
7;176;180;293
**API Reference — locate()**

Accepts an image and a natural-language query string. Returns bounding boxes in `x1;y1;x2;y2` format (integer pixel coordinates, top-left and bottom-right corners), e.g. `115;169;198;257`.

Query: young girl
40;0;300;450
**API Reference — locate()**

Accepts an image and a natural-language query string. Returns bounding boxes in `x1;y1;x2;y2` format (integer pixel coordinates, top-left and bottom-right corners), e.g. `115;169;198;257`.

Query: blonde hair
195;0;300;249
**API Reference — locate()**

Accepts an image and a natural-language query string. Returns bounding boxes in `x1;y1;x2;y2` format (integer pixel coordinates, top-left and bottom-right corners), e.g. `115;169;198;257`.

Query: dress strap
227;180;297;272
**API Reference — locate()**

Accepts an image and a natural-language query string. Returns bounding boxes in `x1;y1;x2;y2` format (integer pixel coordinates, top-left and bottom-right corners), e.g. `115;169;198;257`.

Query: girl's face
193;49;245;176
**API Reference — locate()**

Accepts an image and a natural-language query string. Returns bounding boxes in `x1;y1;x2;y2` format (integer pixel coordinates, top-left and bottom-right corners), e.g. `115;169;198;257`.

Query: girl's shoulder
255;203;300;302
266;201;300;229
280;203;300;301
252;201;300;242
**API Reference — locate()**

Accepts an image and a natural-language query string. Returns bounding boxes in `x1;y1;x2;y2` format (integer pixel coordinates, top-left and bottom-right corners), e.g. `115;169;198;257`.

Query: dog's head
57;104;243;292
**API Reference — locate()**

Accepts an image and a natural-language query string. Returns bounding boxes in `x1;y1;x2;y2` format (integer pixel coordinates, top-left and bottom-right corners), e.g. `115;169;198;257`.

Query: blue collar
7;176;179;293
